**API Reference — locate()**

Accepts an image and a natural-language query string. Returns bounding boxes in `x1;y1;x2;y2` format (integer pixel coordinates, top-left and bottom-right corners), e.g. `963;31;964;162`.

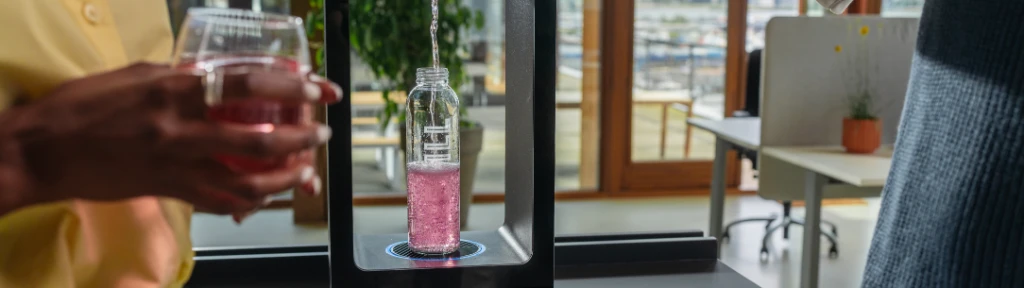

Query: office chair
721;49;839;258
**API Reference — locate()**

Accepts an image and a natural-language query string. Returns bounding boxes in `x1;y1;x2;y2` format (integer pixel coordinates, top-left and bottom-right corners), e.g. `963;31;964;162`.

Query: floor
192;195;881;288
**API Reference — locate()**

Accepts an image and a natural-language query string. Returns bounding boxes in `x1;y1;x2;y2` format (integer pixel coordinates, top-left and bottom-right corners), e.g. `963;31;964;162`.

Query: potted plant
842;92;881;154
837;25;881;154
350;0;484;229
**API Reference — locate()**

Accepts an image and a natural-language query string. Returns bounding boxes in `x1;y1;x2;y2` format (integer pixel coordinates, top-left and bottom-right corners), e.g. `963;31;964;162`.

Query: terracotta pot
842;118;881;154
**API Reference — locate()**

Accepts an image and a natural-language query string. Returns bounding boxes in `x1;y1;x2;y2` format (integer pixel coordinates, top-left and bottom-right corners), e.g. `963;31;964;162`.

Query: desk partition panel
759;17;918;200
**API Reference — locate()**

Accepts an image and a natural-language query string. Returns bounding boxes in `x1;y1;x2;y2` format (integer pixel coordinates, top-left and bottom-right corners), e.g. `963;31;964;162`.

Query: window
748;0;799;51
631;0;727;162
807;0;828;16
882;0;926;17
347;2;506;197
555;0;602;191
350;0;601;197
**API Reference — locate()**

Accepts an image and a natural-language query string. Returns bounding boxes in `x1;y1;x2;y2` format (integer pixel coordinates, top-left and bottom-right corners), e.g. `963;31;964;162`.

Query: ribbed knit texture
863;0;1024;287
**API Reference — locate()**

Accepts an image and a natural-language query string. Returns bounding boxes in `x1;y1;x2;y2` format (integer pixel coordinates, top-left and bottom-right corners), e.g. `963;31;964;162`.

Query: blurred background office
170;1;926;287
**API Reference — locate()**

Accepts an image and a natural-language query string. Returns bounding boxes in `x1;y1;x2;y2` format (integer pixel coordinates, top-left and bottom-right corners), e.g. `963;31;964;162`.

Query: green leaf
474;11;484;29
347;0;485;120
305;11;316;37
315;47;325;68
378;90;393;132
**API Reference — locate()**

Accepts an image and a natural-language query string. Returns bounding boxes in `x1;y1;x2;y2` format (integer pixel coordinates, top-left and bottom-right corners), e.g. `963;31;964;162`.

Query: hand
0;63;341;216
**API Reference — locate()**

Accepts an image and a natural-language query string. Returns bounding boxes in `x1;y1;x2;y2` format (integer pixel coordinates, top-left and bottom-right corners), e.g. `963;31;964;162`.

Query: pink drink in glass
177;55;310;173
407;161;461;254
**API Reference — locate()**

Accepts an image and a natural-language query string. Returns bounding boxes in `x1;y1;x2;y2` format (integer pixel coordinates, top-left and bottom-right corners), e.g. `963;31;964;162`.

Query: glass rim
186;7;304;29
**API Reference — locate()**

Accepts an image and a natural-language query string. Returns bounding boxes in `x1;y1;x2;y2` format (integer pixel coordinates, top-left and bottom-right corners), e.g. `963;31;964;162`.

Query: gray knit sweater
862;0;1024;287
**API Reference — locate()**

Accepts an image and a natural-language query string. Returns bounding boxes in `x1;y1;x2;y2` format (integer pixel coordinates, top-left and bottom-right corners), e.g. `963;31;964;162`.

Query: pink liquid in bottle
407;161;461;254
176;55;310;173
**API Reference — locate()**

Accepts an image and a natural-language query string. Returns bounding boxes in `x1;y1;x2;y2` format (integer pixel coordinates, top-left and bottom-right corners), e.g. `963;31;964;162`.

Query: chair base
721;202;839;259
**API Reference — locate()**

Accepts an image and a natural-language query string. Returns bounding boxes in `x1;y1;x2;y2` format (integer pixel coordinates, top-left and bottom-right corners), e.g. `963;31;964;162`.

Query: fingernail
312;175;323;196
300;166;315;182
263;196;274;206
328;83;343;102
300;182;313;195
232;212;249;224
316;125;333;143
304;82;321;101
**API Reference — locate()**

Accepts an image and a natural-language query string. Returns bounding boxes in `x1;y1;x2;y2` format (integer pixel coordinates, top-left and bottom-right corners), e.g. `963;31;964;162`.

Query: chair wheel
832;227;838;237
828;246;839;258
759;247;769;261
722;231;730;241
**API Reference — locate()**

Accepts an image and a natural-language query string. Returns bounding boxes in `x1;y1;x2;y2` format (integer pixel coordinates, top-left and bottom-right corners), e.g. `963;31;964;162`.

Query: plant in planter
843;91;881;153
304;0;327;76
350;0;484;229
836;25;881;154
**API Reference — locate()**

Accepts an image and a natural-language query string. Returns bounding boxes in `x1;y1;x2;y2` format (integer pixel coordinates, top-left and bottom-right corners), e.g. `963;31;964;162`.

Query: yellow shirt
0;1;194;287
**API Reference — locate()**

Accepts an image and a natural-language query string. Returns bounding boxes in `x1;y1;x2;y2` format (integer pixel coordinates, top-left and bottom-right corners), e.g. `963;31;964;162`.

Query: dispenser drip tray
386;240;486;261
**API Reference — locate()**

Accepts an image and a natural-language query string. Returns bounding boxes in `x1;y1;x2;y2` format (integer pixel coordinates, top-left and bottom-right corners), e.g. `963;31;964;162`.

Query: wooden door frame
847;0;883;14
600;0;746;194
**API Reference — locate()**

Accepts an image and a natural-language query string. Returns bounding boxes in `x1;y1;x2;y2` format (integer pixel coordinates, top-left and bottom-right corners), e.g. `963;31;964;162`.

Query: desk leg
800;171;826;288
709;138;729;255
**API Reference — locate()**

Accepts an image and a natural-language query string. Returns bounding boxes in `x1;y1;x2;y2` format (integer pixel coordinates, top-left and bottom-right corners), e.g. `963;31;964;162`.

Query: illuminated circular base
385;240;486;261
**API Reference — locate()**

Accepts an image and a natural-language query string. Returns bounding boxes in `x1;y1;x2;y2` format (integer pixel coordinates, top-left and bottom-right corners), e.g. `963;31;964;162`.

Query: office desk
761;146;890;288
687;117;760;252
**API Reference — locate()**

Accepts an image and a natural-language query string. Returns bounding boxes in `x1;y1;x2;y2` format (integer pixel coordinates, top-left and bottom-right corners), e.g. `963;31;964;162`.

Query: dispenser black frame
324;0;556;286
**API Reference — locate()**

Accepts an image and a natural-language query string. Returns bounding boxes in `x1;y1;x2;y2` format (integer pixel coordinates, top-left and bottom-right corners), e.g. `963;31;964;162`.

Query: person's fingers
219;71;321;104
299;175;323;197
293;150;321;196
232;196;272;224
184;187;252;215
232;210;254;224
219;164;316;200
157;70;338;122
152;71;208;117
309;74;343;103
177;123;331;158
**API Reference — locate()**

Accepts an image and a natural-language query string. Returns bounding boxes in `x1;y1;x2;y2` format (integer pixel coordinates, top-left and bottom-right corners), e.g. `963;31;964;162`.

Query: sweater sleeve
863;0;1024;287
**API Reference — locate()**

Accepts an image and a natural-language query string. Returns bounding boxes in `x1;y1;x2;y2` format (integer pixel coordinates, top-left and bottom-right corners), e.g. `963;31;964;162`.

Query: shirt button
83;3;101;24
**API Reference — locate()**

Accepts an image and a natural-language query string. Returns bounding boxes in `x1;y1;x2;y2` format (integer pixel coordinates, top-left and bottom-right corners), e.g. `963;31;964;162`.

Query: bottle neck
415;67;449;86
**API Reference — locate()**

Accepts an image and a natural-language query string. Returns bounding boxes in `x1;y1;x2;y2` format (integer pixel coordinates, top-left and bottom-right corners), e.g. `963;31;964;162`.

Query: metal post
800;171;826;288
645;39;652;89
688;44;696;100
709;138;729;255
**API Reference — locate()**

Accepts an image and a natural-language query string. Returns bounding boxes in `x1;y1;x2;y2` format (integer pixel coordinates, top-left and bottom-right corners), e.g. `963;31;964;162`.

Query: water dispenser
326;0;556;286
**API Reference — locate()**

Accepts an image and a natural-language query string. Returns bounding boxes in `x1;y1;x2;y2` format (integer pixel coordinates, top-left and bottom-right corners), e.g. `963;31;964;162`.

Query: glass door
602;0;746;193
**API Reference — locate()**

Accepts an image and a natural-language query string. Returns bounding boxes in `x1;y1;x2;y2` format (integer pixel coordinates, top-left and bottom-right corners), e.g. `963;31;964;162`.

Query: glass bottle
405;67;461;255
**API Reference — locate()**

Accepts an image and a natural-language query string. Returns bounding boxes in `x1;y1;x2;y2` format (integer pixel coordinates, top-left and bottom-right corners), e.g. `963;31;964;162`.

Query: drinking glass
171;8;312;172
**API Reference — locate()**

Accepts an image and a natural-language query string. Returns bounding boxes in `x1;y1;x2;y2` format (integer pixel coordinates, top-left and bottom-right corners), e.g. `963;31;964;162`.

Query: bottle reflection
412;258;458;269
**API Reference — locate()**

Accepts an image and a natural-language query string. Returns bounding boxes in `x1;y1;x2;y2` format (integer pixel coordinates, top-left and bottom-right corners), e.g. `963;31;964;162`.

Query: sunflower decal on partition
838;21;882;154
